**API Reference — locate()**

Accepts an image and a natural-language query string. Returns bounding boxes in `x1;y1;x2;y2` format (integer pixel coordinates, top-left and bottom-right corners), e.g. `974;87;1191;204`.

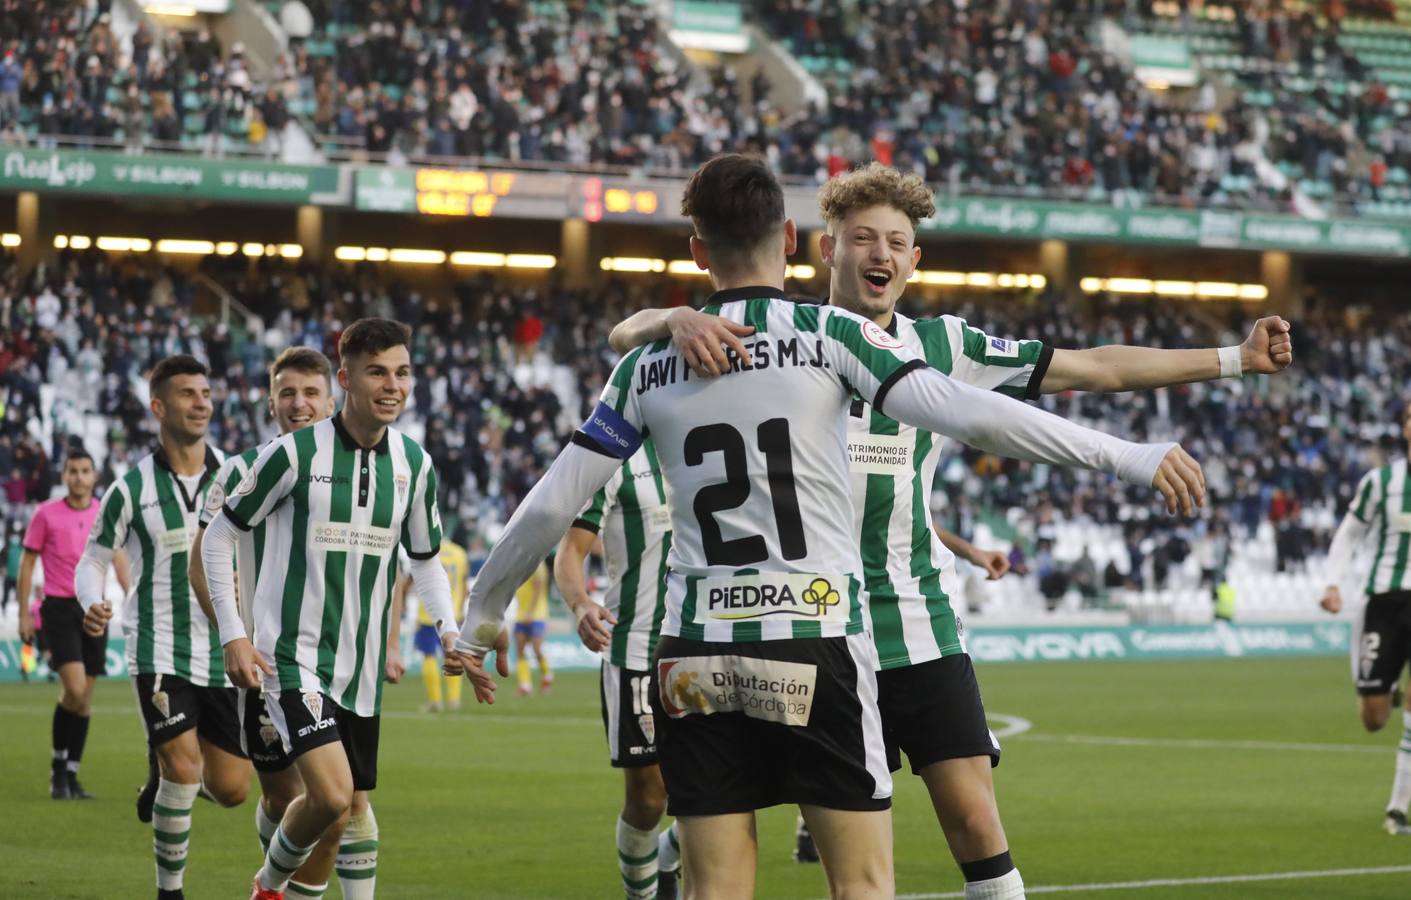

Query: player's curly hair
817;163;936;230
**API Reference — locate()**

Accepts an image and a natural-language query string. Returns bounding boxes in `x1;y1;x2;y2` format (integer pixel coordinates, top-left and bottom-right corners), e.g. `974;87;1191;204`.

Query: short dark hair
269;346;333;389
62;448;93;469
149;354;209;396
338;318;412;366
681;154;785;266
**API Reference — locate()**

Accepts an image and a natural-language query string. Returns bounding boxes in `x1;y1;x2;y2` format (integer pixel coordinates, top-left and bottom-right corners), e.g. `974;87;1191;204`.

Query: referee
17;448;130;799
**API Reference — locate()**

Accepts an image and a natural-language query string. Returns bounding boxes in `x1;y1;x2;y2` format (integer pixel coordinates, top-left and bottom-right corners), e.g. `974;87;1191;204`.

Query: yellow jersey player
512;561;552;695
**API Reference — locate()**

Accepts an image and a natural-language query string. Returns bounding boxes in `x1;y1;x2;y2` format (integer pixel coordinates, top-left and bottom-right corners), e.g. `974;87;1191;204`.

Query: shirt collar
706;285;787;305
821;295;899;336
152;442;221;479
332;410;391;453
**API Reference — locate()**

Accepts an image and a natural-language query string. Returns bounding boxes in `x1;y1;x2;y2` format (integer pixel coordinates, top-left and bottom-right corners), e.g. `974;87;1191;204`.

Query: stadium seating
0;6;285;156
3;247;1405;624
4;0;1411;219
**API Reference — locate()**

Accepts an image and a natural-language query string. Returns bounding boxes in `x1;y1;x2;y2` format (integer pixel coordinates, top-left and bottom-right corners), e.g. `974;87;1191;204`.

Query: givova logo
297;691;337;738
704;574;846;623
657;656;817;726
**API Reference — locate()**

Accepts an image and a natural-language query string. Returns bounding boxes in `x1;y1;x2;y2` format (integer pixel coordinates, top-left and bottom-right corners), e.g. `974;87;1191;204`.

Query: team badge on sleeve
234;465;259;497
862;320;904;351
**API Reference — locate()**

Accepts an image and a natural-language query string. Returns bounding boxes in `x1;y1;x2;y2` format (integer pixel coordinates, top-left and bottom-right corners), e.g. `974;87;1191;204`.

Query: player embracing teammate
454;154;1204;899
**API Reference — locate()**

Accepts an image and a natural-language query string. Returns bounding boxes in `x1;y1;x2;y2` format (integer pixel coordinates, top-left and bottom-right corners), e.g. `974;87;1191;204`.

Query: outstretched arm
1041;316;1292;393
454;441;623;700
883;367;1204;515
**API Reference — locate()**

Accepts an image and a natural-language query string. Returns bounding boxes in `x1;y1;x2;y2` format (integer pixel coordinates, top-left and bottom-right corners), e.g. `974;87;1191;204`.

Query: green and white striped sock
617;816;659;900
259;825;316;893
287;880;327;898
658;820;680;874
153;779;199;891
336;808;379;899
255;800;280;853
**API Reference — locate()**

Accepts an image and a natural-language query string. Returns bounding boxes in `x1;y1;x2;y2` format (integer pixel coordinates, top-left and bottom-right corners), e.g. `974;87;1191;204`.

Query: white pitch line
987;713;1033;739
1011;732;1386;754
893;864;1411;898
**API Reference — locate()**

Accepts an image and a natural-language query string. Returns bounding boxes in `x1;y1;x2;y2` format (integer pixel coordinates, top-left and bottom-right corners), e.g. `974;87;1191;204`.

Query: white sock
256;800;280;853
153;779;199;891
617;815;659;900
965;867;1025;900
287;880;327;898
259;825;316;892
1390;710;1411;813
337;807;379;899
657;819;681;874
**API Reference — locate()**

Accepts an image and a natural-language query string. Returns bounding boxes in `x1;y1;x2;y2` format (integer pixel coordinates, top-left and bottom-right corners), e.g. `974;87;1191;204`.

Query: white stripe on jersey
90;446;228;687
224;414;443;716
1353;459;1411;596
575;442;673;670
852;312;1045;670
603;292;926;644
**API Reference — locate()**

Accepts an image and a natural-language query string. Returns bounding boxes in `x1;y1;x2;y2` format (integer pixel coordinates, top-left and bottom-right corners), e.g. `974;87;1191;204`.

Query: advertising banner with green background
920;197;1411;256
0;622;1351;682
0;148;345;205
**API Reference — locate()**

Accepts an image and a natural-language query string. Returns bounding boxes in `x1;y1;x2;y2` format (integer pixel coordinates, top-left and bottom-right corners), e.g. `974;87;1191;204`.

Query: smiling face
820;204;922;323
269;367;335;435
151;373;212;442
339;344;412;433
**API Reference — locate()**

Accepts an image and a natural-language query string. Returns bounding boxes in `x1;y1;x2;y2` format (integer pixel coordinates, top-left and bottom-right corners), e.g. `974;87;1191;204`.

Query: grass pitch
2;657;1408;899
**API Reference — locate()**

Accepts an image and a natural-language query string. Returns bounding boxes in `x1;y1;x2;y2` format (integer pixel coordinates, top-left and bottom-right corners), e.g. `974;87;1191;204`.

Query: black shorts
877;654;1001;774
265;690;381;791
601;662;658;768
238;688;295;774
1356;591;1411;695
133;673;247;758
41;597;108;676
652;632;890;816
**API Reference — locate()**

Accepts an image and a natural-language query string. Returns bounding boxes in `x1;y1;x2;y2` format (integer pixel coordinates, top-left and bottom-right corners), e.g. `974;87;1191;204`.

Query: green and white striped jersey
596;288;927;644
88;445;228;686
1349;458;1411;596
571;439;673;670
222;413;443;716
851;312;1048;670
200;443;272;638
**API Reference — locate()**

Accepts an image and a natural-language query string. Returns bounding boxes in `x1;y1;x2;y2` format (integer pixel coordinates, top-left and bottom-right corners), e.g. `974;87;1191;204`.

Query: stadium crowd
0;2;296;156
1;249;1405;603
4;1;1411;213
